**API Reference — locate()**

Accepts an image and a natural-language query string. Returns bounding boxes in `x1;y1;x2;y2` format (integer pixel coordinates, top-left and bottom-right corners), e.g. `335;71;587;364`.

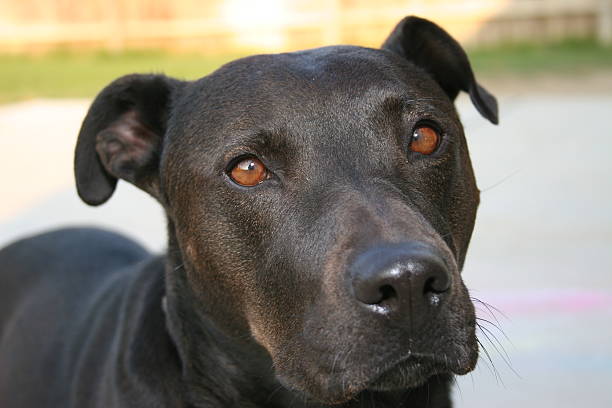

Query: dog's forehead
183;45;450;123
169;45;456;165
244;45;413;90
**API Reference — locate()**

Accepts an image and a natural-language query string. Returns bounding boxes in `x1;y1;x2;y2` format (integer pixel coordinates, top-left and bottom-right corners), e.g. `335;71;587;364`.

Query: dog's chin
365;355;445;391
363;346;479;395
278;354;470;405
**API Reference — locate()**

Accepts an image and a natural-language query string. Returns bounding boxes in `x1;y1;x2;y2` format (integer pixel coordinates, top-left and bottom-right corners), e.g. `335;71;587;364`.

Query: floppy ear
382;16;498;124
75;74;182;205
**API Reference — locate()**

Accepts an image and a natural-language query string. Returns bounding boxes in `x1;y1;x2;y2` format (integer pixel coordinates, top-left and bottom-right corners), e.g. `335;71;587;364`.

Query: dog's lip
364;352;450;391
273;344;475;405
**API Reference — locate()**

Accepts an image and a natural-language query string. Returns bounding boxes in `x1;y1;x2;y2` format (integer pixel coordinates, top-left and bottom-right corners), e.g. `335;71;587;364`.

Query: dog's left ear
75;74;183;206
382;16;498;124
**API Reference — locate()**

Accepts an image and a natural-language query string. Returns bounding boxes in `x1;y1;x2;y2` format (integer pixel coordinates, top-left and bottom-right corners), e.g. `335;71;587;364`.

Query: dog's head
75;16;497;404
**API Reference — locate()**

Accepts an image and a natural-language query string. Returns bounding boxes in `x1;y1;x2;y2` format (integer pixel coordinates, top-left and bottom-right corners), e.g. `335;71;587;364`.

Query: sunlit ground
1;37;611;408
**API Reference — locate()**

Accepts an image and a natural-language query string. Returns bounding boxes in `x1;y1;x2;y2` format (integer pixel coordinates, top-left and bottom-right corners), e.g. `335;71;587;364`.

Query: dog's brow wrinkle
223;129;291;161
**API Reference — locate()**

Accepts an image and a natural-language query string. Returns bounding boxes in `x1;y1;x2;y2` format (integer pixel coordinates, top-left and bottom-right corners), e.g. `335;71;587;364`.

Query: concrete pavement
1;91;611;407
453;92;612;407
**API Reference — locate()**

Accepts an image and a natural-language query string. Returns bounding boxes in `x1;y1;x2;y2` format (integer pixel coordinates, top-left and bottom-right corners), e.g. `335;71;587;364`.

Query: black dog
0;16;497;408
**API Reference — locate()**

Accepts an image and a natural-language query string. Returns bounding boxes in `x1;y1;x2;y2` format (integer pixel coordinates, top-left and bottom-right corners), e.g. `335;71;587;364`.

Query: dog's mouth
275;350;470;405
266;269;479;405
365;353;450;392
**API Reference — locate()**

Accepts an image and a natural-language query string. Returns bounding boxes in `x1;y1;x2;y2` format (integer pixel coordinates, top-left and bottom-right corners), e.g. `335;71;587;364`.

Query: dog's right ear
382;16;498;125
75;74;182;206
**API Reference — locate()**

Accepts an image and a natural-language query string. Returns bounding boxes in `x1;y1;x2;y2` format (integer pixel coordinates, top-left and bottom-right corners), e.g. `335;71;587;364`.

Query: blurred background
1;1;611;407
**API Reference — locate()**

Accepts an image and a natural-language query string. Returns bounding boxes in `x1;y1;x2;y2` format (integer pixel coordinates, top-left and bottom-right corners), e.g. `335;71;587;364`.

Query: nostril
423;276;448;294
423;277;445;307
423;277;435;294
350;242;452;313
379;284;397;303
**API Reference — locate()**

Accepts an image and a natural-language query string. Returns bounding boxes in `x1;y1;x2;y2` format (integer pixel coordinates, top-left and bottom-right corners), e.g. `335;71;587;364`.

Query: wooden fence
0;0;610;53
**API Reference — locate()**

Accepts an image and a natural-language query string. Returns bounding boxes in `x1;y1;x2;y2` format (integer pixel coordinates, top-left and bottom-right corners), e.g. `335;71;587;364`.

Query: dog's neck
162;225;291;407
161;227;452;408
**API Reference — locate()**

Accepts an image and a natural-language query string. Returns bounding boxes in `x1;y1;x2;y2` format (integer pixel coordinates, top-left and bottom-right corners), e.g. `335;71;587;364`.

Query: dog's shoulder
0;227;151;328
0;229;179;408
0;227;149;271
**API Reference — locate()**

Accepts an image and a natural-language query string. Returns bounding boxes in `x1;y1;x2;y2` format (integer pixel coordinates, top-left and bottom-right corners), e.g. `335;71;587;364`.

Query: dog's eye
410;125;440;155
229;157;268;186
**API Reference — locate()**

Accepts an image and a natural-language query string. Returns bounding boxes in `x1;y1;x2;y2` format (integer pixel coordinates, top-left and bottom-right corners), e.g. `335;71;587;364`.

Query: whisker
452;374;464;402
339;346;354;397
476;345;499;385
265;384;285;404
471;296;509;321
330;350;342;376
476;322;520;378
480;168;522;193
399;383;414;407
476;338;505;387
476;317;515;349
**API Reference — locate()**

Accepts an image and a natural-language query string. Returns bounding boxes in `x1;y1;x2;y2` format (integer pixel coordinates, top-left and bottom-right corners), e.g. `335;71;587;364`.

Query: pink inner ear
95;110;160;186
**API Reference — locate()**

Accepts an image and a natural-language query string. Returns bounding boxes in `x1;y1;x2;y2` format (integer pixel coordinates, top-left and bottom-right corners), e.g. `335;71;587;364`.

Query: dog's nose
349;243;451;319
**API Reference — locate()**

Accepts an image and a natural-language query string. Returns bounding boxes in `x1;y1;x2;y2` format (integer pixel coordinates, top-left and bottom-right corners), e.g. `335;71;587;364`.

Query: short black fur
0;16;497;408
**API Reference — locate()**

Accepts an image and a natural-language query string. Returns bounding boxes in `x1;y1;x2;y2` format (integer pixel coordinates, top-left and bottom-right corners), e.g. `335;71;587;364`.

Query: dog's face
75;17;497;405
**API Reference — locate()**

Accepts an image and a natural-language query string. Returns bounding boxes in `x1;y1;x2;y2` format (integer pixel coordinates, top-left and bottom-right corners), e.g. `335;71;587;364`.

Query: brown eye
410;125;440;155
229;157;268;186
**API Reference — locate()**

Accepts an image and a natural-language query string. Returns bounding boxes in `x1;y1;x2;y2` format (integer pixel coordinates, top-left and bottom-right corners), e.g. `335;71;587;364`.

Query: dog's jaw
162;223;473;408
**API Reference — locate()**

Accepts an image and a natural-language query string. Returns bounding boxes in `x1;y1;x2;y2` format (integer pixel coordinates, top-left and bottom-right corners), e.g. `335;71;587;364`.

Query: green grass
1;39;611;103
0;50;244;103
468;38;612;76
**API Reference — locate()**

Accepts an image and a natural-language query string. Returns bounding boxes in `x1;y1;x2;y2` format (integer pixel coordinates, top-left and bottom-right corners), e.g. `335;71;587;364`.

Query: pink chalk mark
473;289;612;316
